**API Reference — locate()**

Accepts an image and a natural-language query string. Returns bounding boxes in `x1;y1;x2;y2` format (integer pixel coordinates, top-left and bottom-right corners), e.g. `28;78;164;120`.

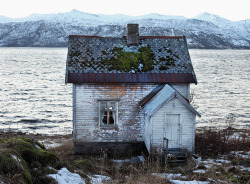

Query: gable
65;25;198;84
141;84;201;117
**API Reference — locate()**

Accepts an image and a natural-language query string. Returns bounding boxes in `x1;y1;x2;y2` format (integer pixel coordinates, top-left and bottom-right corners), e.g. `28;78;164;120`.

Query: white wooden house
65;24;200;156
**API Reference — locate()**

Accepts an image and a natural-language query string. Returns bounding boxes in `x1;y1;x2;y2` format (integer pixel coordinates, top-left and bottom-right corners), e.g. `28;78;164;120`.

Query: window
99;101;118;126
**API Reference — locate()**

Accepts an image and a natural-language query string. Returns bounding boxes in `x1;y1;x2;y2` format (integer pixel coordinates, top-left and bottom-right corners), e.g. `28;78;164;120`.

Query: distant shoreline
1;46;250;50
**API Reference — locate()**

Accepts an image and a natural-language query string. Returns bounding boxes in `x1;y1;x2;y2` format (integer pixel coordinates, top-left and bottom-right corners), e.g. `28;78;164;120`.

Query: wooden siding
143;116;151;153
74;83;157;143
150;97;196;152
171;84;190;100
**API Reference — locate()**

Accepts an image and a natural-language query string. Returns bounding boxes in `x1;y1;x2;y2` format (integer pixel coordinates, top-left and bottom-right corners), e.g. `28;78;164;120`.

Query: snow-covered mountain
0;10;250;49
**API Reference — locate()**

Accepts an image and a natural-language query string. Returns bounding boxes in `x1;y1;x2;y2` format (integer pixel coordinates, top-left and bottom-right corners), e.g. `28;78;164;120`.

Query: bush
195;129;249;157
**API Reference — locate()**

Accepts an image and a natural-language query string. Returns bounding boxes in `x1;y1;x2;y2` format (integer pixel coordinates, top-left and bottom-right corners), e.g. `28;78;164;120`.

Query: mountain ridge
0;10;250;49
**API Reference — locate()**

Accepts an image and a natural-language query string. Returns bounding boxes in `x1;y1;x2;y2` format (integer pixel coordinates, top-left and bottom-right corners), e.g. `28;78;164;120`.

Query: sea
0;48;249;135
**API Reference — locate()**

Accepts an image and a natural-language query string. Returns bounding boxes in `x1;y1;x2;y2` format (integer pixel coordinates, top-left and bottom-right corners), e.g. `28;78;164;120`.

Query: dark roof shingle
66;35;197;84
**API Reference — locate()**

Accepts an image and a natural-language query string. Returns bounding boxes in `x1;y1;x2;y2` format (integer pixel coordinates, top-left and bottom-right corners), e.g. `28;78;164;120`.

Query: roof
139;84;165;107
65;33;197;84
141;84;201;117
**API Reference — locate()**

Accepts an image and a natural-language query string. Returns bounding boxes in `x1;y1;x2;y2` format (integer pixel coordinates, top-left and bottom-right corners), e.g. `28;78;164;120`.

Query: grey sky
1;0;249;21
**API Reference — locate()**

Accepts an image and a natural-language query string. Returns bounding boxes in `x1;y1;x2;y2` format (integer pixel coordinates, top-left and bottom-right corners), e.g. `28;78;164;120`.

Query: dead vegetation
0;129;249;184
195;128;250;157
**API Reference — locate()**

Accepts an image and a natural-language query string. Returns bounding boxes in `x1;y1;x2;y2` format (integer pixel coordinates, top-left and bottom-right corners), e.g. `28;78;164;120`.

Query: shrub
195;129;249;157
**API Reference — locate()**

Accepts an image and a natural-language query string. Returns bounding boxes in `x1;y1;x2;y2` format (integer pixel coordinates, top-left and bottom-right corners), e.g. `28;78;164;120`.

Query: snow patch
11;154;21;162
215;159;231;164
35;144;41;149
48;168;111;184
240;166;250;172
39;139;62;149
11;154;23;168
170;180;210;184
89;175;111;184
48;167;85;184
230;151;250;158
193;169;206;173
152;173;184;179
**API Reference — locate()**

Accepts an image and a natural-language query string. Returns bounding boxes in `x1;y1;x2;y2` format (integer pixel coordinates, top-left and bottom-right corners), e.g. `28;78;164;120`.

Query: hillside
0;10;250;49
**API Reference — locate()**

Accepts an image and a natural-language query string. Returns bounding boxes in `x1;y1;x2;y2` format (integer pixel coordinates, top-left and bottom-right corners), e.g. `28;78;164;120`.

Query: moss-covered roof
66;35;197;84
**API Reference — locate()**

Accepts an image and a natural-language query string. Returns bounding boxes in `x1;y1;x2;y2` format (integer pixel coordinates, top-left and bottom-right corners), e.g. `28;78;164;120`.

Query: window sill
100;124;118;130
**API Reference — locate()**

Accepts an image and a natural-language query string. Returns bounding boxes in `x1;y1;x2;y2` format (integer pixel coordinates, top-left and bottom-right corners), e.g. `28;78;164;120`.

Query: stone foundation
74;141;147;156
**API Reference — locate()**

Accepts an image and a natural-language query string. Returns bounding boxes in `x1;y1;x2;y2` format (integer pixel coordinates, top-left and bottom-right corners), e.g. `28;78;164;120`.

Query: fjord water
0;48;249;134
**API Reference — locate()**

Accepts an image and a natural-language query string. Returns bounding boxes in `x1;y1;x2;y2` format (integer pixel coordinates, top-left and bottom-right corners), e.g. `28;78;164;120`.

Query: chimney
127;24;139;45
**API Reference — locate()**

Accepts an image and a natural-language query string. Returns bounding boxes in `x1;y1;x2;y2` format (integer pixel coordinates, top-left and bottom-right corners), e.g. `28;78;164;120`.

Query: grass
195;128;250;157
0;128;249;183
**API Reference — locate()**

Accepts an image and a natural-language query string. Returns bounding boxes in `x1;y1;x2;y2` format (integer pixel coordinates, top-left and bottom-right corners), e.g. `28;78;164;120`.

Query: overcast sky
1;0;250;21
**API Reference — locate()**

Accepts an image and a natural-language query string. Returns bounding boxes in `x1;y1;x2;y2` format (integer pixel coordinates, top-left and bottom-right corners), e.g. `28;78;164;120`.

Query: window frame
99;100;118;128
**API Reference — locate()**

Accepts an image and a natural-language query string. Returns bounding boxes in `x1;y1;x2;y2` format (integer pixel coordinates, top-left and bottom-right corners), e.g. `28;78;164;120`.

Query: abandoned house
65;24;200;156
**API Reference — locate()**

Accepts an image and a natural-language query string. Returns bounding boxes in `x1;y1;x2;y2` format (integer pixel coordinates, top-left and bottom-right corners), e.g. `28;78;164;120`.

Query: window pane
101;102;107;110
102;111;107;125
109;111;115;124
110;102;116;110
100;101;117;126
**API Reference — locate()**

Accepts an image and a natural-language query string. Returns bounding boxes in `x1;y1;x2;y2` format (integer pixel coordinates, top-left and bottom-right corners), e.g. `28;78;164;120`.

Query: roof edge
67;73;197;84
175;92;201;117
69;35;104;38
140;36;183;39
143;84;201;117
69;35;184;39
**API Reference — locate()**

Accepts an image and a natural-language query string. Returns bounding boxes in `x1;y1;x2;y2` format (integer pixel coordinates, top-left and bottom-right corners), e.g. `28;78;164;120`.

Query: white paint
171;84;190;100
144;115;151;152
143;84;199;153
73;83;199;153
148;97;196;152
74;83;157;142
164;114;181;148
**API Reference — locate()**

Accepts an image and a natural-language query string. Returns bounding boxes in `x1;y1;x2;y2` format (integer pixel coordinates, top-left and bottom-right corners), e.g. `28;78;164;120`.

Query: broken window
100;101;117;126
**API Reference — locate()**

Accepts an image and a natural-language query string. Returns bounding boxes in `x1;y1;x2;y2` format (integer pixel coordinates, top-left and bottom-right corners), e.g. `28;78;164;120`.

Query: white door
164;114;180;148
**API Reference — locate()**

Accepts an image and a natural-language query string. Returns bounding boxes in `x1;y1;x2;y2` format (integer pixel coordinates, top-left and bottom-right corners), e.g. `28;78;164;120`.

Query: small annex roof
141;84;201;117
65;24;197;84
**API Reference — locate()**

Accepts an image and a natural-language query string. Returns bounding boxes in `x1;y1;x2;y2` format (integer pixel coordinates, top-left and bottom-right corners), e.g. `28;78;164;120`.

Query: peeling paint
74;83;157;142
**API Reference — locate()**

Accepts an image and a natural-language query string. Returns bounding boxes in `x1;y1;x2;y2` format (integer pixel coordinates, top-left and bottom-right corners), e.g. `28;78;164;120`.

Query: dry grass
195;128;250;157
42;129;250;183
49;139;74;160
1;129;249;183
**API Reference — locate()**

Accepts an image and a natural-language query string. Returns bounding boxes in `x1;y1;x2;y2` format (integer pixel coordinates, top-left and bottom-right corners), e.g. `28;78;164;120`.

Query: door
164;114;180;148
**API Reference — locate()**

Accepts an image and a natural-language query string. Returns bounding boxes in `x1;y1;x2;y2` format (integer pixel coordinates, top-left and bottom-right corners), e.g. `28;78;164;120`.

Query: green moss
0;137;62;183
44;166;58;175
0;137;59;168
101;46;155;72
0;149;32;184
0;149;21;174
138;46;155;72
23;170;33;184
15;140;59;167
35;141;46;150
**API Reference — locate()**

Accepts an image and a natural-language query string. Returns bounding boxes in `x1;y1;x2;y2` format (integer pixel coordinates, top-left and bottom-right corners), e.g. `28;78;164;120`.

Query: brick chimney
127;24;139;46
